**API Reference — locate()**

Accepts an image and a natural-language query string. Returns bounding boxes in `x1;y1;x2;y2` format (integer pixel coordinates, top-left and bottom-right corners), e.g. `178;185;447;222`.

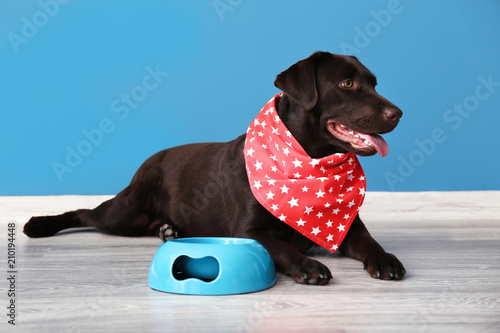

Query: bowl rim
167;237;257;246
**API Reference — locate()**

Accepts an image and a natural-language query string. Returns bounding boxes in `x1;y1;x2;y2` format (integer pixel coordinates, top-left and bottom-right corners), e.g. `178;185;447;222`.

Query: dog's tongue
357;133;389;157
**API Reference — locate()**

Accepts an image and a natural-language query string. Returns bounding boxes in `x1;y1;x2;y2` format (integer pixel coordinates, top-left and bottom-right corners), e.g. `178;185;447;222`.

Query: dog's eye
340;80;354;88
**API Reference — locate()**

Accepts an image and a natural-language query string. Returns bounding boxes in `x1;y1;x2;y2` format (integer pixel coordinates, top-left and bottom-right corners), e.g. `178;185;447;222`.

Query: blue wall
1;0;499;195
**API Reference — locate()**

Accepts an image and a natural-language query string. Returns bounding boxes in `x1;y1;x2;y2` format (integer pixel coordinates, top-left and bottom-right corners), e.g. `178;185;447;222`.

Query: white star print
334;175;341;181
253;180;262;190
285;130;292;137
312;227;321;236
296;218;306;226
331;244;338;251
260;120;267;128
266;191;275;200
343;214;350;220
293;172;301;178
302;186;309;192
317;177;328;183
246;147;255;157
288;197;299;208
337;223;345;232
282;147;290;156
326;234;334;242
280;185;289;193
254;161;263;170
271;204;279;211
316;212;323;218
309;159;321;167
332;208;340;215
268;179;276;186
270;154;277;161
271;166;278;172
324;202;331;208
347;174;354;181
359;187;366;196
304;206;314;215
346;186;354;192
279;214;286;221
315;189;325;198
347;200;356;208
292;158;303;168
258;131;264;137
326;220;333;227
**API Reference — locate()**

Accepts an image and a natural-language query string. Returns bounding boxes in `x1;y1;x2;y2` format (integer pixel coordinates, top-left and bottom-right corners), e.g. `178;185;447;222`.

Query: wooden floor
1;192;499;332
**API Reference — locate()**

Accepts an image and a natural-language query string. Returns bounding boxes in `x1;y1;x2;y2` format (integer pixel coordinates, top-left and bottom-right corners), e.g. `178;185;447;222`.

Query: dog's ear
274;52;319;110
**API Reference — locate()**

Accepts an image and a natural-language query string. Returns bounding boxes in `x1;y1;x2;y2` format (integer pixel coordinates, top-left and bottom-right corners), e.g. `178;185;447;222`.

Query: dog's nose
383;107;403;121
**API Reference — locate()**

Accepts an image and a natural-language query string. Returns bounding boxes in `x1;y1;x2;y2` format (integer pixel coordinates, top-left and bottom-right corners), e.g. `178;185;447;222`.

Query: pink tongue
357;133;389;157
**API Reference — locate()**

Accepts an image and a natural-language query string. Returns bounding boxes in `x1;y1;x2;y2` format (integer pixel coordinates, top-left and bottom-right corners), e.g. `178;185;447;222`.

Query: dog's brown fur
24;52;405;284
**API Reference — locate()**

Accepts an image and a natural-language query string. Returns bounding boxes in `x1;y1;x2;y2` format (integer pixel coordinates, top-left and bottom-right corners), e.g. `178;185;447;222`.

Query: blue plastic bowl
148;237;276;295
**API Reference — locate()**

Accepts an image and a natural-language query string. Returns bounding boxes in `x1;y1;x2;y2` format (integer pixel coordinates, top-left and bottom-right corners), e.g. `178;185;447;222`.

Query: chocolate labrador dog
24;52;405;285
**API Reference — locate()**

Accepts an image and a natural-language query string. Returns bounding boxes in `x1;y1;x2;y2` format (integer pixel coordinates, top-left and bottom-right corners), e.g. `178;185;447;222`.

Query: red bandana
244;93;367;253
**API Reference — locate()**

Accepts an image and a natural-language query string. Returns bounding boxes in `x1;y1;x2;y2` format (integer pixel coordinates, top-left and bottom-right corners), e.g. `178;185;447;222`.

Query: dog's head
275;51;402;157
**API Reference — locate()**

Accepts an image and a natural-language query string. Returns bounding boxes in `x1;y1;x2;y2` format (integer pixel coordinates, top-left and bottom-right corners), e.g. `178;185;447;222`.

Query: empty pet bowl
148;237;276;295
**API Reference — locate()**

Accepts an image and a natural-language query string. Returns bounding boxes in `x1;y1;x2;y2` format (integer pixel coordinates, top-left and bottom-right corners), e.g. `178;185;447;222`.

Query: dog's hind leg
23;209;93;238
23;185;164;238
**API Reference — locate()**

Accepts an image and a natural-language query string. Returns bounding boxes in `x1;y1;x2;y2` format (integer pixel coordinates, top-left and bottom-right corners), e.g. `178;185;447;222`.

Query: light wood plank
1;193;499;332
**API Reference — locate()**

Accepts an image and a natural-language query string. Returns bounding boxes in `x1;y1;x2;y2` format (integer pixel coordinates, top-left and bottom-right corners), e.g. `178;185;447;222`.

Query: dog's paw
363;252;406;280
24;216;58;238
287;257;333;285
159;224;178;242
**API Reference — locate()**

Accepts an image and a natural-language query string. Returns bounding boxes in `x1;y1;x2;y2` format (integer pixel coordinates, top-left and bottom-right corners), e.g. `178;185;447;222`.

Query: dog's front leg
243;229;332;285
339;214;406;280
